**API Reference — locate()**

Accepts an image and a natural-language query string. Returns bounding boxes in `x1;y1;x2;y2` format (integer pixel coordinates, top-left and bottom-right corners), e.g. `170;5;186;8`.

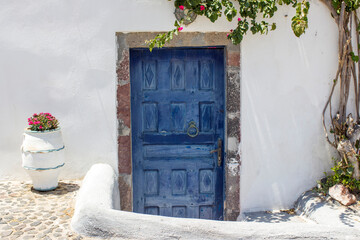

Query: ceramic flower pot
21;128;65;191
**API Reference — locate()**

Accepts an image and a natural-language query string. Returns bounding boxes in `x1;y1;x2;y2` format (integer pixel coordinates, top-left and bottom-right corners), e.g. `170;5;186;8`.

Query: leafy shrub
318;158;360;194
27;113;59;131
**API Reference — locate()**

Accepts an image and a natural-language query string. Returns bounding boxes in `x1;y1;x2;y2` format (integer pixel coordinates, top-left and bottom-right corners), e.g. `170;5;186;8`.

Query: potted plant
21;113;65;191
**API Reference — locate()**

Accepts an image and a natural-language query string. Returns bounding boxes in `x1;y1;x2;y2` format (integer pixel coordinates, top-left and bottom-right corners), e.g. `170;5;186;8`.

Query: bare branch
339;2;346;55
350;58;359;119
355;11;360;121
329;99;336;142
338;2;348;122
348;13;360;120
322;39;351;148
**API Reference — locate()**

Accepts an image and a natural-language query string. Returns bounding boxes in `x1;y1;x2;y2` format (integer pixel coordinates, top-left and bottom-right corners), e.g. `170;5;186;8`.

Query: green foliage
148;0;311;49
27;113;59;131
318;158;360;194
146;20;182;52
291;1;309;37
331;0;360;14
350;52;359;63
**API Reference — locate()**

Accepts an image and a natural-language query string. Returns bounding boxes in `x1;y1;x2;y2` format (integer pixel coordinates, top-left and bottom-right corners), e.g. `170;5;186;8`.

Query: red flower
200;5;205;11
179;5;184;10
230;29;233;32
238;18;242;21
27;112;59;131
178;27;183;32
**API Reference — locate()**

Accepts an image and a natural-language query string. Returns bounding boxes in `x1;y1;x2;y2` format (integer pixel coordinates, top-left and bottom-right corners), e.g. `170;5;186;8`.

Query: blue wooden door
130;48;225;220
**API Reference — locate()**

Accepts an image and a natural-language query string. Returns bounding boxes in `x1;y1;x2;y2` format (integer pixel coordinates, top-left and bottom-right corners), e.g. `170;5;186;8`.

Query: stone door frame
116;32;241;220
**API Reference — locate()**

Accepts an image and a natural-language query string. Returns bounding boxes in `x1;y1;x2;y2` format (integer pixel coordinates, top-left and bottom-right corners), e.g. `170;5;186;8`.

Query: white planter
21;128;65;191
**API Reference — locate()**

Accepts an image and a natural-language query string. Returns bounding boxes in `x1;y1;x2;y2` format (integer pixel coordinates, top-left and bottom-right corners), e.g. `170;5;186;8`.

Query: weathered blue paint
131;48;225;220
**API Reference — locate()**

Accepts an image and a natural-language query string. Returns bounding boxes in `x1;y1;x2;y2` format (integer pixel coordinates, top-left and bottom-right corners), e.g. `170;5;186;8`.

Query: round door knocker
187;121;199;138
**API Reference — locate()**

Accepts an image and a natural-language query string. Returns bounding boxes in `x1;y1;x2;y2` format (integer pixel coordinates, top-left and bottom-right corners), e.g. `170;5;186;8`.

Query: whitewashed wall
0;0;338;212
240;1;338;212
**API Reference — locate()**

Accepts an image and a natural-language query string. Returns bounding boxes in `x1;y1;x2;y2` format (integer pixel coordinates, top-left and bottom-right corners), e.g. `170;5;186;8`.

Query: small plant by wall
318;158;360;194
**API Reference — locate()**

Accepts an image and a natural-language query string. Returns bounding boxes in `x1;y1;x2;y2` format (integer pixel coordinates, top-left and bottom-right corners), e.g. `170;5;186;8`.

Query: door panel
131;48;225;220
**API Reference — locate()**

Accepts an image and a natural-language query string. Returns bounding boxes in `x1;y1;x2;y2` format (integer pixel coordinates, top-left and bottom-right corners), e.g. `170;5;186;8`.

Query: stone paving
0;180;98;240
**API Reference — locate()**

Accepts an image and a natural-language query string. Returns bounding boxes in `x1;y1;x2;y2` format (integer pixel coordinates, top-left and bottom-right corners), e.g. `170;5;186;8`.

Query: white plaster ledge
71;164;360;239
71;163;120;237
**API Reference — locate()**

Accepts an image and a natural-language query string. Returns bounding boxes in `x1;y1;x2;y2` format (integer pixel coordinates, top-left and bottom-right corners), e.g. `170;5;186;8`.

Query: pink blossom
227;33;229;37
39;126;43;129
28;118;31;121
179;5;184;10
200;5;205;11
28;122;33;125
238;18;242;21
33;113;37;117
178;27;183;32
35;121;41;124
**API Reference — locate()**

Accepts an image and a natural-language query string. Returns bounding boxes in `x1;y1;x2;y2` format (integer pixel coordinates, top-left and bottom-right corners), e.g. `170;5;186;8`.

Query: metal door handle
187;121;199;138
210;139;222;166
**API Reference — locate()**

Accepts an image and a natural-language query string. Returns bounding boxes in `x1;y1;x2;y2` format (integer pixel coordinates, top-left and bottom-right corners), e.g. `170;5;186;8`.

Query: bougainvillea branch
146;20;184;51
148;0;310;50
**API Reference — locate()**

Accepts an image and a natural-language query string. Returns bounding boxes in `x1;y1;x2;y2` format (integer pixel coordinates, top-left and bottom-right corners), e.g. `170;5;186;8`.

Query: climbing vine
321;0;360;187
148;0;360;192
147;0;310;50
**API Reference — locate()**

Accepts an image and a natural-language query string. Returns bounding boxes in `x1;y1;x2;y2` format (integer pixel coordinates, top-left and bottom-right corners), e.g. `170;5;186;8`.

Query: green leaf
209;13;218;22
271;23;277;31
187;0;201;6
350;52;359;62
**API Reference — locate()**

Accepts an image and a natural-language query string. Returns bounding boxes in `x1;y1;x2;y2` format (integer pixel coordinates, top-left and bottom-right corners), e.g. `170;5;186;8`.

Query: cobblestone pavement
0;180;98;240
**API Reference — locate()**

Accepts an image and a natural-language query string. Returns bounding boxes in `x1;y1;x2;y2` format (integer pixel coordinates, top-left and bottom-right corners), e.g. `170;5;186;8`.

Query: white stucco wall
0;0;339;212
240;1;338;212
